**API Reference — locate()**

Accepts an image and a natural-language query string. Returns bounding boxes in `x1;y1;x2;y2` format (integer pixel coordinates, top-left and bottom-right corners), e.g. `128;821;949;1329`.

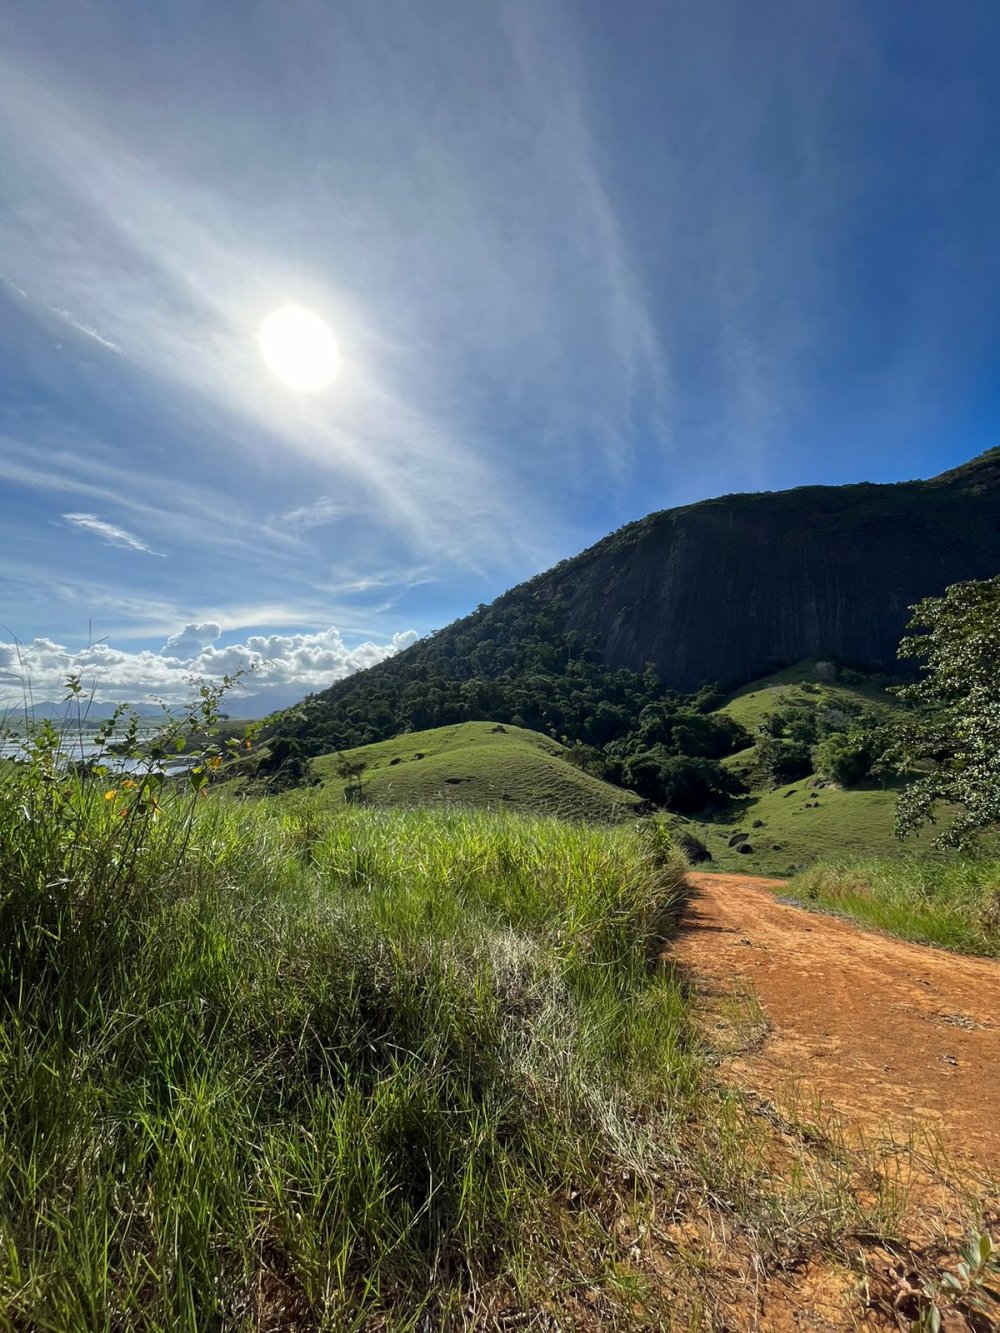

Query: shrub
812;731;878;786
754;735;813;785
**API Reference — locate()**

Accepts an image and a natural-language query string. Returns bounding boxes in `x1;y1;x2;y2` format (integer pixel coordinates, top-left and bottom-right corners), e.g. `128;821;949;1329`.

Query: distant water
0;738;190;775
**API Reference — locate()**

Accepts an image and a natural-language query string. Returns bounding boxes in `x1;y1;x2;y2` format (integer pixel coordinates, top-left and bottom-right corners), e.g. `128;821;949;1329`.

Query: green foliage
789;856;1000;955
0;672;257;907
881;575;1000;848
754;733;813;785
812;729;880;787
931;1231;1000;1321
562;739;608;776
276;609;681;756
741;673;884;791
268;606;755;814
254;733;317;791
333;750;368;800
273;607;749;795
718;659;896;735
905;1230;1000;1328
621;748;745;813
0;721;702;1327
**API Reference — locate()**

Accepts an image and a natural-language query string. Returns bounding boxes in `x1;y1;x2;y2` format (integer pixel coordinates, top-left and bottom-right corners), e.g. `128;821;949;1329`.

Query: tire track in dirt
673;873;1000;1173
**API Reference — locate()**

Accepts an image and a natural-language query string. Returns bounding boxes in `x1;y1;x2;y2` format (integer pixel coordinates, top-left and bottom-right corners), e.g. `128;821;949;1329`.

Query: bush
812;732;877;787
676;830;712;864
622;749;744;812
754;735;813;785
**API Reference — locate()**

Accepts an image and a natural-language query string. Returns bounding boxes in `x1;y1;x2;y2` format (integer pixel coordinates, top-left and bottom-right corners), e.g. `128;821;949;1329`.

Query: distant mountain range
2;701;168;723
277;448;1000;751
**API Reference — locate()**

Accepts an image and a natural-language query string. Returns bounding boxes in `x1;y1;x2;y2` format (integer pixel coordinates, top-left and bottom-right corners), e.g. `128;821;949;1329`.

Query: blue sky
2;0;999;711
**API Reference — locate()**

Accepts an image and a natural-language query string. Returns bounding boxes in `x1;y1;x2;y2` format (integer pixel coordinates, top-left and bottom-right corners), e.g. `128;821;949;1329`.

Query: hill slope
308;721;644;822
716;659;895;733
279;449;1000;751
667;660;939;874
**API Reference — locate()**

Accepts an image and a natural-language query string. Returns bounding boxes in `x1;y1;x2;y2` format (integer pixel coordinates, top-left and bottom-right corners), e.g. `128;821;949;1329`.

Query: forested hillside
273;449;1000;757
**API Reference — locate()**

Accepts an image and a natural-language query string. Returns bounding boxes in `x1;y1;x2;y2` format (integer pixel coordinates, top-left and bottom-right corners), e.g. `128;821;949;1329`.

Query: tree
622;748;743;812
257;734;316;790
882;576;1000;848
812;730;877;787
335;753;368;802
754;734;812;785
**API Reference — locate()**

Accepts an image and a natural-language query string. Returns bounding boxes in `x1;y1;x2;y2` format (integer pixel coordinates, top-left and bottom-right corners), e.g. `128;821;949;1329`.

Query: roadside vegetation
767;576;1000;955
0;710;707;1329
788;857;1000;956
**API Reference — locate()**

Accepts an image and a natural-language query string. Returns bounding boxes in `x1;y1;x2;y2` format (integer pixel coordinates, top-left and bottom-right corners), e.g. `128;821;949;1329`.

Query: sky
2;0;1000;712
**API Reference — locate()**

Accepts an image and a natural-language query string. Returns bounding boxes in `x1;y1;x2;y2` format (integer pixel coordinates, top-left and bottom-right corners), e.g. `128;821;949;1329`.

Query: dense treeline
270;596;749;808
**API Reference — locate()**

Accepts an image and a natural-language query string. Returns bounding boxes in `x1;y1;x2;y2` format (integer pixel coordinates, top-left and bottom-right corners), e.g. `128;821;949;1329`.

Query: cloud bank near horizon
0;625;419;712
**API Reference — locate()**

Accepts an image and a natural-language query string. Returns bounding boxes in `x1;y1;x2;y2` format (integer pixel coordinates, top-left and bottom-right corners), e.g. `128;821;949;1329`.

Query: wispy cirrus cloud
0;1;674;580
62;512;164;556
281;497;347;530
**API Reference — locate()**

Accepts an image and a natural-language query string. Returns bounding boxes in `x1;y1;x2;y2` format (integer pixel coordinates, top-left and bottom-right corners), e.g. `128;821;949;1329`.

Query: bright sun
258;304;340;392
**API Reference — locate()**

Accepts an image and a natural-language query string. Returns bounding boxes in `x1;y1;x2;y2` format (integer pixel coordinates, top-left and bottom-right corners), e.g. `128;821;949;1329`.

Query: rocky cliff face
303;449;1000;718
525;451;1000;689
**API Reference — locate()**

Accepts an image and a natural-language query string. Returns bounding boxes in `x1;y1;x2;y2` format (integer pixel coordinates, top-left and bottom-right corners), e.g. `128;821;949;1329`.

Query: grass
787;856;1000;956
0;753;700;1329
691;662;948;875
3;710;992;1327
309;720;644;822
674;779;948;877
716;659;896;734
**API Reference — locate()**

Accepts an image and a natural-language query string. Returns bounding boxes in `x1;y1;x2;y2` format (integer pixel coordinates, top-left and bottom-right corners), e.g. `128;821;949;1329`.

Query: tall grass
0;750;696;1330
789;856;1000;956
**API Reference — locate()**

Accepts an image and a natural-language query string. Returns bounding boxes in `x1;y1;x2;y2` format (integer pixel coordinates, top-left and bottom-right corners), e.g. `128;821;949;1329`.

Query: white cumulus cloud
0;625;419;712
162;622;222;654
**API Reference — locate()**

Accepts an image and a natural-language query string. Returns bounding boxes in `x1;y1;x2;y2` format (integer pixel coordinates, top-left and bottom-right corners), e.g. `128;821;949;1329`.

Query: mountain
278;449;1000;752
531;447;1000;691
3;700;168;723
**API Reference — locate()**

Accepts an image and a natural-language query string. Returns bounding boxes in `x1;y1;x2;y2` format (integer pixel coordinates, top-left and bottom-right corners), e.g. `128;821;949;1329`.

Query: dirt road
674;874;1000;1172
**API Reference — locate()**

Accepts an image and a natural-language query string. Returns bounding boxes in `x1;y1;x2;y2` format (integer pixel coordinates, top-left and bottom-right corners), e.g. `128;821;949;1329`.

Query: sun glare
258;304;340;392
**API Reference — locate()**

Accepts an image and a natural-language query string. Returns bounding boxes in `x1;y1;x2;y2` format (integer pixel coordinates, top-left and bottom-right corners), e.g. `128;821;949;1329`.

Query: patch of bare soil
675;874;1000;1170
669;873;1000;1332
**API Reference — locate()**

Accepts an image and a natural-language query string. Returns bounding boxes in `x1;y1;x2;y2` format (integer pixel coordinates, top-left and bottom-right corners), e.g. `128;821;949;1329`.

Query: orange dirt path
673;873;1000;1173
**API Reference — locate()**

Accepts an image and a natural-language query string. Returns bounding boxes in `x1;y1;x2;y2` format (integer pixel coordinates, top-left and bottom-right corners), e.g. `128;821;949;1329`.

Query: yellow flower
208;756;222;770
104;790;118;801
122;778;137;789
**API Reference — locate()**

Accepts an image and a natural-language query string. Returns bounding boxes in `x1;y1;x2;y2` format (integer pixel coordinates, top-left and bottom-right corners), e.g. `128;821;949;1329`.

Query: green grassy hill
676;661;947;874
309;720;644;822
671;779;945;876
716;658;895;733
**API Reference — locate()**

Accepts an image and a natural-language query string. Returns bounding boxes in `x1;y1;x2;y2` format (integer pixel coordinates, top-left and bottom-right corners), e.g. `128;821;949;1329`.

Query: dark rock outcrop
527;448;1000;690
